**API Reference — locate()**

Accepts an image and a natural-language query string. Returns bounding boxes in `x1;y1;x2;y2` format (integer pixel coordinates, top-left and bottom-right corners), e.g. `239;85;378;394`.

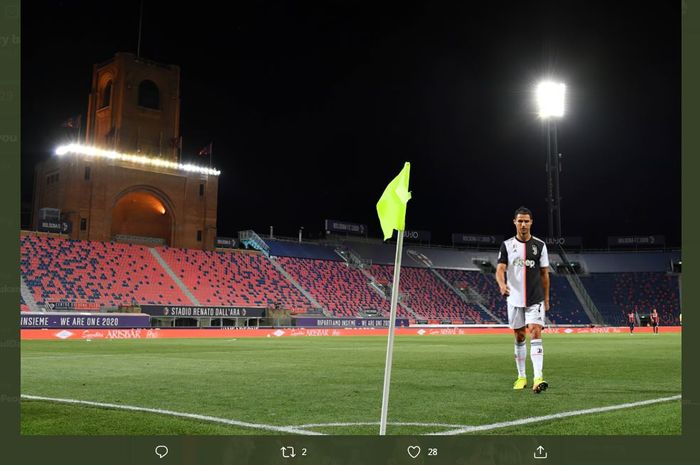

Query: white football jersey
497;236;549;307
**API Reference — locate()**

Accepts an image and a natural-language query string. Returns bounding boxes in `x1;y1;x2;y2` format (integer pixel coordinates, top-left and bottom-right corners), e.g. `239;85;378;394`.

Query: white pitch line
21;394;323;435
22;394;682;436
429;395;682;435
293;421;469;429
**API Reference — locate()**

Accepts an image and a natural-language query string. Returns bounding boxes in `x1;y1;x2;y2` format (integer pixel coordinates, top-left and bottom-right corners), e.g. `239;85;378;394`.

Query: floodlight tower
536;81;566;239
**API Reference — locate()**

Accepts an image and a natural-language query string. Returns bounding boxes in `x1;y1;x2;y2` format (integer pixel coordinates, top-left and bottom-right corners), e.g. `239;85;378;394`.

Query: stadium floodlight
536;81;566;119
535;80;566;240
54;143;221;176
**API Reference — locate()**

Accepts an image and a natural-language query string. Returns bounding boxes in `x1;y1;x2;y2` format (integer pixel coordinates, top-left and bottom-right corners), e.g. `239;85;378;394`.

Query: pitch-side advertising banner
20;312;150;329
21;326;680;340
140;305;265;318
294;318;409;328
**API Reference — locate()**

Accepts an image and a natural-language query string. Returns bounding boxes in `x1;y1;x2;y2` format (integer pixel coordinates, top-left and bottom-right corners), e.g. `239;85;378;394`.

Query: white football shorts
507;301;546;329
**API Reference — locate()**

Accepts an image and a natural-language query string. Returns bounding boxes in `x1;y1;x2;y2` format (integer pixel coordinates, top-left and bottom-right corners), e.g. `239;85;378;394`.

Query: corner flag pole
379;230;404;435
375;161;411;436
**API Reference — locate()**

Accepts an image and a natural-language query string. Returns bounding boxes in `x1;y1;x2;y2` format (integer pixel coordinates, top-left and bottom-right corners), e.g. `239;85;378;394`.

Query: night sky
21;1;680;248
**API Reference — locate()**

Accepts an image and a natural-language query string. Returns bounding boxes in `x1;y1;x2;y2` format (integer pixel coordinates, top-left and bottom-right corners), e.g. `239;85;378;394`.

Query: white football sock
530;339;544;379
515;341;527;378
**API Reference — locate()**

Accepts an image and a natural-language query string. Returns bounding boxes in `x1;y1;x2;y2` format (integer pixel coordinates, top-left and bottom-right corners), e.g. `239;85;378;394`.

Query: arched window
138;80;160;109
100;81;112;108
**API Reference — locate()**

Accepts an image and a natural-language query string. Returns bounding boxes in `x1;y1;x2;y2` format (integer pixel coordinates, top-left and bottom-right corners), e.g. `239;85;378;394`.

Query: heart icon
407;445;421;459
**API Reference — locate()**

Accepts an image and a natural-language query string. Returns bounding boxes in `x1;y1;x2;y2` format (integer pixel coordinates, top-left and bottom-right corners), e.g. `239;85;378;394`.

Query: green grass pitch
21;333;681;435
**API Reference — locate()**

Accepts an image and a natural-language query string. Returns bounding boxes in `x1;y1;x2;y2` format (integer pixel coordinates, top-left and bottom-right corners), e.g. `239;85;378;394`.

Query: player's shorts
507;301;546;329
651;321;658;327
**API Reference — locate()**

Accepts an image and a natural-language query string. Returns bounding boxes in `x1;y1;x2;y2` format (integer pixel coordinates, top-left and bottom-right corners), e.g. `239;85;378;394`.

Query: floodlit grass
21;333;681;435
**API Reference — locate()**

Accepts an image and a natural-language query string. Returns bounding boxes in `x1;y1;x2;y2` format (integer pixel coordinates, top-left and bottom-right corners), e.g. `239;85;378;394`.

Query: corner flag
376;162;411;435
376;162;411;241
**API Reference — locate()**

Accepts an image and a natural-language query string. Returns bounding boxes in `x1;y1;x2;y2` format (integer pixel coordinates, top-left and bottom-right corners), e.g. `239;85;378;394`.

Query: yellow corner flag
376;162;412;241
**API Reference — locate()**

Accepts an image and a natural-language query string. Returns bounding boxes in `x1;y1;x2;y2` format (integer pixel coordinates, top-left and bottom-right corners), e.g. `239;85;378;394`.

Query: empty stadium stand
19;232;681;328
547;276;590;325
438;269;507;323
157;247;312;312
21;234;191;308
276;257;394;317
580;272;680;326
370;265;485;322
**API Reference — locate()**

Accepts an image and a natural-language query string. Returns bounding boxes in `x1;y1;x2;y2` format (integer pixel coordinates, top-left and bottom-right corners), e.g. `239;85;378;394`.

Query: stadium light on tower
536;81;566;119
535;80;566;240
54;143;221;176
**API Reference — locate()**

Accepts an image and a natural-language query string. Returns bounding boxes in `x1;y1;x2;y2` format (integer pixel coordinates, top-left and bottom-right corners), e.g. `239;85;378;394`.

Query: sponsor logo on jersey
513;257;536;268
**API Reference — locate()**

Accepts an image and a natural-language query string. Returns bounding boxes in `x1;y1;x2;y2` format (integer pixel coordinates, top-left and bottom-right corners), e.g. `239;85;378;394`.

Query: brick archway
111;189;174;245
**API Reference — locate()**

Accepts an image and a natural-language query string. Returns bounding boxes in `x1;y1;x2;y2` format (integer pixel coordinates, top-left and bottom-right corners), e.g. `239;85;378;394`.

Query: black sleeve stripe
497;240;509;264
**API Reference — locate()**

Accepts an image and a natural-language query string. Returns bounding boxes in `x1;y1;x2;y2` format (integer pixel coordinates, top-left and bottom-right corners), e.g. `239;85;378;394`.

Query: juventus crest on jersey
497;236;549;307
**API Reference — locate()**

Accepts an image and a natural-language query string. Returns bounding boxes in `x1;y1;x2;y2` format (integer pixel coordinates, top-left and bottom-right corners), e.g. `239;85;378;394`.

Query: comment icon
155;445;169;459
